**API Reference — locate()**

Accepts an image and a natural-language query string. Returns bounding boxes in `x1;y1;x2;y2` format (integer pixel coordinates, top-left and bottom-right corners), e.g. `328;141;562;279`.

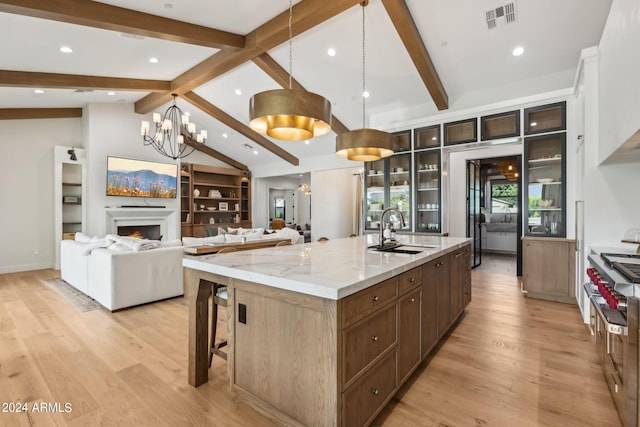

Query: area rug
41;278;104;312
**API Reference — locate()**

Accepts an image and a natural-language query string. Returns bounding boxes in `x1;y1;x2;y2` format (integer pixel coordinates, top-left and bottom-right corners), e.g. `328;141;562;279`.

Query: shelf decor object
140;94;207;159
336;0;394;162
249;0;331;141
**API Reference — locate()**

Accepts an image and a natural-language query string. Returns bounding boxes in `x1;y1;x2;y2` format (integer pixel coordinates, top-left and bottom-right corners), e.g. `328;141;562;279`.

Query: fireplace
117;225;161;240
105;208;179;241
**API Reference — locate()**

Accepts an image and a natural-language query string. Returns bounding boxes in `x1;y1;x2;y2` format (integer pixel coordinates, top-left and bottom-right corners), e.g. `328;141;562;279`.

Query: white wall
598;0;640;160
0;118;83;273
311;167;361;240
83;104;181;237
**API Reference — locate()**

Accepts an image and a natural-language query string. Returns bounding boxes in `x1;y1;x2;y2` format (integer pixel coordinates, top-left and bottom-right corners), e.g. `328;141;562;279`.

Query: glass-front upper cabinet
364;159;386;231
523;133;566;237
415;125;440;149
444;117;477;146
524;101;566;135
393;130;411;153
388;153;411;231
481;110;520;141
415;150;441;233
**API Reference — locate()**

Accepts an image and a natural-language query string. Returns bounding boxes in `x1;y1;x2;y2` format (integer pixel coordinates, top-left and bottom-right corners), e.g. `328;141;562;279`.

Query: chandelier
140;94;207;160
249;0;332;141
336;1;394;162
497;159;519;181
297;183;311;196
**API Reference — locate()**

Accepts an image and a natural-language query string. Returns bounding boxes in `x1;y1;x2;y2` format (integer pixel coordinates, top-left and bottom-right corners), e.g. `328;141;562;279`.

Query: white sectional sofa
60;236;184;311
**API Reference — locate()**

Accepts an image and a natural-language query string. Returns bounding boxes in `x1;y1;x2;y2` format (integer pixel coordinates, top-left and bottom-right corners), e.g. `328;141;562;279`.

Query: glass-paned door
524;133;566;237
415;150;441;233
364;159;386;231
467;160;481;268
388;153;411;231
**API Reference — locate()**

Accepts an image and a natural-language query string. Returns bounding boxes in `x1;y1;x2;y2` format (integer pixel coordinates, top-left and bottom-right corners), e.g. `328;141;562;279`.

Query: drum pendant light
249;0;332;141
336;0;394;161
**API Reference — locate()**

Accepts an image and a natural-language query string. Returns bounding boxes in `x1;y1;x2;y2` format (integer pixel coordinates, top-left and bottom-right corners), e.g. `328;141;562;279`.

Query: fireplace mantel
105;208;179;241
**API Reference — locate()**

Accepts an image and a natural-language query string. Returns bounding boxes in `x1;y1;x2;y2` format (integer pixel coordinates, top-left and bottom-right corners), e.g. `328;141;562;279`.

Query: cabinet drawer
343;303;397;385
342;350;397;427
342;278;397;326
398;267;421;294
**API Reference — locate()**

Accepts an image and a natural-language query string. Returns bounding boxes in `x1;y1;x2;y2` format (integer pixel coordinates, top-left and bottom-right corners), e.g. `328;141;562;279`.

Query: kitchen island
183;234;471;427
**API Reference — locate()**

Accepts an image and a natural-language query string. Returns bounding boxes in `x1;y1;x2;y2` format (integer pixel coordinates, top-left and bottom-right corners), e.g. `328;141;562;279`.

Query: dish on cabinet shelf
536;178;554;183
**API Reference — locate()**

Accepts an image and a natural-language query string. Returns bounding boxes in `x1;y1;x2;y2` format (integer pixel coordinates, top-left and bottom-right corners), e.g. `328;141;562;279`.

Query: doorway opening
467;155;522;276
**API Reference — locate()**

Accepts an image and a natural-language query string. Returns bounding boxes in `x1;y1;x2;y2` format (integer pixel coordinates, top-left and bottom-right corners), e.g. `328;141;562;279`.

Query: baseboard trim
0;262;53;274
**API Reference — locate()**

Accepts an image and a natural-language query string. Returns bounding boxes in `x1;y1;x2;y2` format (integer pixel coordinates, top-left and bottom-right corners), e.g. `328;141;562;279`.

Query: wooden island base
184;241;471;427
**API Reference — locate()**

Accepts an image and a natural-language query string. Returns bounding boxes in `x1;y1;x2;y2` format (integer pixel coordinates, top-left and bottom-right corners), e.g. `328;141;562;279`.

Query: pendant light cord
361;3;366;128
288;0;293;90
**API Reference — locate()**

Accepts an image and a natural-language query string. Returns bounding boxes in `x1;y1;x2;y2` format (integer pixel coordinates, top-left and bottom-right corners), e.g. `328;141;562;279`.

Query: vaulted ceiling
0;0;612;168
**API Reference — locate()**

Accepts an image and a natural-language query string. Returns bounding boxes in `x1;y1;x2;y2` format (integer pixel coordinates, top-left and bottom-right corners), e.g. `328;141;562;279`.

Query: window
491;182;518;213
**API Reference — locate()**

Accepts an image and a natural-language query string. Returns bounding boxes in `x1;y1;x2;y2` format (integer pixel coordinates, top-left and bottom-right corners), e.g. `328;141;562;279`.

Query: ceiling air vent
486;2;517;29
74;89;94;93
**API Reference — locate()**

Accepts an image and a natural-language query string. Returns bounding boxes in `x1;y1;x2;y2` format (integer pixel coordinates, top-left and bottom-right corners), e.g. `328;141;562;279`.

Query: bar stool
209;246;238;366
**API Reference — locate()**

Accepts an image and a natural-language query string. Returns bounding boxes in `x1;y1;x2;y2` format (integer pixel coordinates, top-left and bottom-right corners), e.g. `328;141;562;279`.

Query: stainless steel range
585;251;639;426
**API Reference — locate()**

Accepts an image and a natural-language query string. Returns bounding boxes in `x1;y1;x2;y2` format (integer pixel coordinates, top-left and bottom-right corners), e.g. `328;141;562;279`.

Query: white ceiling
0;0;612;168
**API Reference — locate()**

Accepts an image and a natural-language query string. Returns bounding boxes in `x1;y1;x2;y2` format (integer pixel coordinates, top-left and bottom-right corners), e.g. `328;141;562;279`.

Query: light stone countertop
182;234;471;300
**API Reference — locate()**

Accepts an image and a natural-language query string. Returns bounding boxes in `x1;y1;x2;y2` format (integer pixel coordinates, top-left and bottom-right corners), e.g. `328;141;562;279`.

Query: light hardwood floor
0;269;621;427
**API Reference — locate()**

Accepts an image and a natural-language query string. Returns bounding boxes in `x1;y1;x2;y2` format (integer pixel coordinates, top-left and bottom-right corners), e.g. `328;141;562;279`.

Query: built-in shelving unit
54;145;86;269
180;163;251;238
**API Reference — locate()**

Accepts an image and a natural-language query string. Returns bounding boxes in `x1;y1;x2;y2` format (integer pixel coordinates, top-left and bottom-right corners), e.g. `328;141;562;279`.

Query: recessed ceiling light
327;48;336;57
149;57;159;63
253;150;259;155
222;133;228;138
184;112;191;117
304;140;310;145
362;90;370;98
234;89;242;96
59;46;73;53
107;91;116;96
34;89;44;94
512;46;525;56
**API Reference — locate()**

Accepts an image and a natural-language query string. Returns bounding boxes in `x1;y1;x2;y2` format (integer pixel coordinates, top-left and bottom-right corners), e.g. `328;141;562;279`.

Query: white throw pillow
75;232;92;243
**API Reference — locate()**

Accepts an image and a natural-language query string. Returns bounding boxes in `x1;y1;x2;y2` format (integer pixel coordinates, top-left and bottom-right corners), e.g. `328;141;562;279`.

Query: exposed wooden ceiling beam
0;0;244;49
381;0;448;110
252;54;350;136
135;0;362;114
0;70;170;92
0;108;82;120
183;140;248;171
181;91;299;166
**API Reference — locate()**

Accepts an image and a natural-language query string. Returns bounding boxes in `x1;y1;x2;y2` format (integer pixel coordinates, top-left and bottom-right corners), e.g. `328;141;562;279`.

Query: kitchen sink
369;244;433;255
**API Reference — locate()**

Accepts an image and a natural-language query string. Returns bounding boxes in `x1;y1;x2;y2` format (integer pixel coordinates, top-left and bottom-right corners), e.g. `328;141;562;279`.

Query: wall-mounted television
106;156;177;199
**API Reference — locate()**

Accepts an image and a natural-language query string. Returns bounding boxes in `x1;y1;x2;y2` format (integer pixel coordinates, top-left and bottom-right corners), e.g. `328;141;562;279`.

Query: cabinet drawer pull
371;388;379;395
409;277;415;282
409;297;415;303
455;252;463;258
371;336;378;341
372;295;379;302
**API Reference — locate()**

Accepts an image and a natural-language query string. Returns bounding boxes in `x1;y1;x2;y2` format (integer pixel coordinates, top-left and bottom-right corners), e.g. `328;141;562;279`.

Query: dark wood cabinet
421;262;439;358
435;254;452;338
524;101;566;135
397;287;421;384
450;245;471;320
444;117;477;146
481;110;520;140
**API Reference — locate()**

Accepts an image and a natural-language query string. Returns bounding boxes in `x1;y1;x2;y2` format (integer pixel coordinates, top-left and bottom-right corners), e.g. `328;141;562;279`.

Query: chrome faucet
379;207;406;247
